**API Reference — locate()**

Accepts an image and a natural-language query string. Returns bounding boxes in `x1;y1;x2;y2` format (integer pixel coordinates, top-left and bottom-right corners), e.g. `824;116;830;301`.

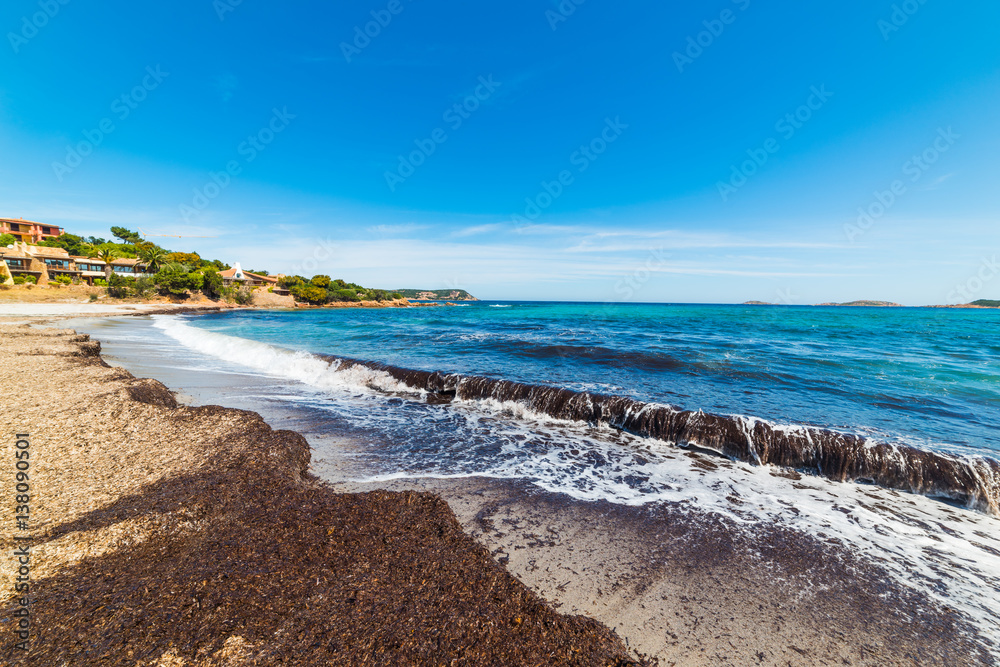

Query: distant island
743;300;904;307
396;289;478;301
744;299;1000;309
816;300;903;307
929;300;1000;309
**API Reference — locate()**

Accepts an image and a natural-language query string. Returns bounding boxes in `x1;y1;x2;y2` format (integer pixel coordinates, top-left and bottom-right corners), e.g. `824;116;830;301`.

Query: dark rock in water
327;355;1000;517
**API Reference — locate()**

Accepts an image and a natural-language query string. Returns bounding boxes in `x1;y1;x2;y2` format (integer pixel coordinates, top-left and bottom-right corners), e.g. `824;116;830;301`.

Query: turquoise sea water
183;302;1000;458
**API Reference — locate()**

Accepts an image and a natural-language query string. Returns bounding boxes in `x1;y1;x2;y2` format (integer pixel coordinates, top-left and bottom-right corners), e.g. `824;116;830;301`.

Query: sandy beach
1;315;993;666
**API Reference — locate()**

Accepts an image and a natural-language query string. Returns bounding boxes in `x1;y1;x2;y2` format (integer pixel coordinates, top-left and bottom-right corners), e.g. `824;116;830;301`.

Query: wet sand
341;476;991;666
0;321;643;666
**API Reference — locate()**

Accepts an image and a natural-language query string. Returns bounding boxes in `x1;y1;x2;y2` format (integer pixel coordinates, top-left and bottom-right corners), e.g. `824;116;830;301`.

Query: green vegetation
395;288;476;301
10;225;409;307
111;226;142;244
278;275;403;305
153;264;205;297
0;233;16;246
12;275;37;285
971;300;1000;307
108;274;157;299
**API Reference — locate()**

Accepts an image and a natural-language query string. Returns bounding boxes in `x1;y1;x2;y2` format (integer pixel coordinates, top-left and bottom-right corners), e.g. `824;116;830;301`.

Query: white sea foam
152;316;421;397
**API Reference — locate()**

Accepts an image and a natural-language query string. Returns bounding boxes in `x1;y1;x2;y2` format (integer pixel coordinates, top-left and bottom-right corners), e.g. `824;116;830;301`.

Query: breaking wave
153;314;999;516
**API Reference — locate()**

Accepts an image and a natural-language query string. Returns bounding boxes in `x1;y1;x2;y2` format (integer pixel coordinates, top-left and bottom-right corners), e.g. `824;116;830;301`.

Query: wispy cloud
452;223;505;238
916;173;954;191
365;223;430;237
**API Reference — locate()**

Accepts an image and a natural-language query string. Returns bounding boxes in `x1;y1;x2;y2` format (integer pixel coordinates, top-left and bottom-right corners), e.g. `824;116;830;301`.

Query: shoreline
3;315;995;665
0;319;646;665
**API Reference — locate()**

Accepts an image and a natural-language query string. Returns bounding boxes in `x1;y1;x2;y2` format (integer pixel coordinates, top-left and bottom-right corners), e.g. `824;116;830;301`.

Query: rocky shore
0;322;645;665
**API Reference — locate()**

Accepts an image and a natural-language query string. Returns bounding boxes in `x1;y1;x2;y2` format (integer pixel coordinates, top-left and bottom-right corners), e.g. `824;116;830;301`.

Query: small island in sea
396;288;478;301
816;300;904;307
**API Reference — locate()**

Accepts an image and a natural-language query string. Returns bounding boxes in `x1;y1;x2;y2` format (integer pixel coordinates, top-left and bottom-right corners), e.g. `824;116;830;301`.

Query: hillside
396;289;478;301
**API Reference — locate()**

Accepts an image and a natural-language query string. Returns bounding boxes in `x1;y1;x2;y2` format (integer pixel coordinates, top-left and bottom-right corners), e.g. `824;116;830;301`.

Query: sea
69;302;1000;655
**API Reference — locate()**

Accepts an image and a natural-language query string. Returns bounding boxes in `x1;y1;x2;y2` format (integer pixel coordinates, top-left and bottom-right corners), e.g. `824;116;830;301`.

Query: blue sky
1;0;998;303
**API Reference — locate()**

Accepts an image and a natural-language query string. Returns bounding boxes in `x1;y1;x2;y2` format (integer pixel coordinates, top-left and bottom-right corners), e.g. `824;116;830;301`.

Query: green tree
110;227;142;244
202;269;224;299
0;233;16;246
138;245;168;273
330;288;361;302
153;267;203;297
291;284;328;304
96;247;119;281
107;273;133;298
38;233;89;256
310;274;331;289
166;252;201;265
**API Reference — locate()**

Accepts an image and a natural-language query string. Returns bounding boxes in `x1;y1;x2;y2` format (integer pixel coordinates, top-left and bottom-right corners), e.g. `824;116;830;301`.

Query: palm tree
138;245;167;274
96;247;119;281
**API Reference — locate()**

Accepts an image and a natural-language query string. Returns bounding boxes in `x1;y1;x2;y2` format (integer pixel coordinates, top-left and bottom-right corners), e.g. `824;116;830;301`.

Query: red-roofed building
219;262;279;287
1;218;64;244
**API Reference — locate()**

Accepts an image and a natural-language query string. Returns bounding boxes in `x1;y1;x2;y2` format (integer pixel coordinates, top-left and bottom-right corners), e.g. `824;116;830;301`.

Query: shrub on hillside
291;284;328;304
202;269;225;299
107;274;134;298
232;286;255;305
154;267;204;297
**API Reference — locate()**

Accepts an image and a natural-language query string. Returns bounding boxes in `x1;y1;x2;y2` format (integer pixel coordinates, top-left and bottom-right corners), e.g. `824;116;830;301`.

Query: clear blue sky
2;0;998;303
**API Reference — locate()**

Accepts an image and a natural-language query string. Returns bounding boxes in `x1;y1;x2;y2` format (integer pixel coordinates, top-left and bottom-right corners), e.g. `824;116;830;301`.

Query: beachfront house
219;262;279;288
0;217;64;244
0;242;151;286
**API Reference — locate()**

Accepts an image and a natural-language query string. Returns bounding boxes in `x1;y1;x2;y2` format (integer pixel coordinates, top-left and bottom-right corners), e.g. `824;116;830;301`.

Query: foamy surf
153;316;421;397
